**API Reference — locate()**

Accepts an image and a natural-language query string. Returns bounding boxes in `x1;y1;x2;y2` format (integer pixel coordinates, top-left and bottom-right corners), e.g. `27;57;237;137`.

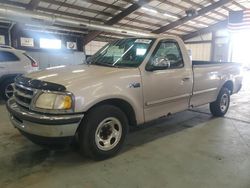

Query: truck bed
190;60;242;108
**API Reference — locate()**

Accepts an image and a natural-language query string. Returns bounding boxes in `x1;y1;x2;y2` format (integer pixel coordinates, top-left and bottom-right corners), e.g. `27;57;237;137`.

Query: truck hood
25;64;138;89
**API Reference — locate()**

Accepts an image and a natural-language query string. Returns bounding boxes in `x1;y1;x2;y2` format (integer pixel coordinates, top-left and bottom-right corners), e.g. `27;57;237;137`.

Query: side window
149;41;184;69
0;51;20;62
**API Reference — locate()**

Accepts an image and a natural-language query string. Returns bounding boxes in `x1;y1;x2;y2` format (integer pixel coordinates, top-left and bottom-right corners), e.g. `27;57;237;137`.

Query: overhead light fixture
198;23;208;27
40;38;61;49
189;21;196;24
141;7;158;14
188;20;208;27
163;13;178;19
204;3;212;6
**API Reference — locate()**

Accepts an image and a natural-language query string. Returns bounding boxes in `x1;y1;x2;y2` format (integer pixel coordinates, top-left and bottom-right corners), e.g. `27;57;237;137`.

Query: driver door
141;40;193;122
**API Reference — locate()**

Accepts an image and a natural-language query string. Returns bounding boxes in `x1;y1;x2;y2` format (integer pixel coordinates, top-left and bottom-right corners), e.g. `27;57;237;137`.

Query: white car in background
0;46;39;100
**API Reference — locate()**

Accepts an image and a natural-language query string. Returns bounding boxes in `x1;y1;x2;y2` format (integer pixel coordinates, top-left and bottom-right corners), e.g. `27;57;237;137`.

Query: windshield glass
89;38;155;68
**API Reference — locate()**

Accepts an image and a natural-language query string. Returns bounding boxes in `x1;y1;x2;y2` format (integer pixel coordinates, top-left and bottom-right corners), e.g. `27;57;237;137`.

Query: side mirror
146;57;170;71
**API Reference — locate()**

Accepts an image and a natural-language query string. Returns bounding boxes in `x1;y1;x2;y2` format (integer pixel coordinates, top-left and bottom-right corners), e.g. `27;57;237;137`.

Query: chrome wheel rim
5;84;14;99
95;117;122;151
220;93;229;112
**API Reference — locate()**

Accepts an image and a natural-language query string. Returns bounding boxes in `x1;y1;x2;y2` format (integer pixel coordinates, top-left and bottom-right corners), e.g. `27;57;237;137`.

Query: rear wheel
0;79;14;101
78;105;128;160
210;87;230;117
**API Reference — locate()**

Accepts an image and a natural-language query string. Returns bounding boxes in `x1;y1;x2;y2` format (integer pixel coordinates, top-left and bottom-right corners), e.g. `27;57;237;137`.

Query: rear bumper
6;98;84;138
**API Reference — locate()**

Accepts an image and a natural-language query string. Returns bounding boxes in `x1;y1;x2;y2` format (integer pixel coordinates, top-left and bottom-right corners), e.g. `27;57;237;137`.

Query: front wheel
210;87;230;117
78;105;128;160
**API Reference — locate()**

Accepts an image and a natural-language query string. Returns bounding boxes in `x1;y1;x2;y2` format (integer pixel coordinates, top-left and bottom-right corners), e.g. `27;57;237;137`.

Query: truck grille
14;84;35;108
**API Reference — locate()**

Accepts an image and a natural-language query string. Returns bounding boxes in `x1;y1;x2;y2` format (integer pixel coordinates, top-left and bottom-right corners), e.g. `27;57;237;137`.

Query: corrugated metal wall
185;43;211;61
85;41;107;55
27;51;85;69
185;33;212;61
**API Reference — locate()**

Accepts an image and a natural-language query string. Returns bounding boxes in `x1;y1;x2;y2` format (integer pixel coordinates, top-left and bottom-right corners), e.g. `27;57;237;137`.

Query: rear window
0;51;20;62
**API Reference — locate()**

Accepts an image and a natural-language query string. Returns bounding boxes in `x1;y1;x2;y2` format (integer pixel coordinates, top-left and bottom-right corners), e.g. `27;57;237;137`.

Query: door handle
182;77;190;81
0;66;6;69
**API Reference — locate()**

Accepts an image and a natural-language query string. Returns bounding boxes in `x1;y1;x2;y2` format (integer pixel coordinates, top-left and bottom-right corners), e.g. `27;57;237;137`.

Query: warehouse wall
213;30;229;62
185;33;212;61
85;41;107;55
9;25;85;69
185;43;211;61
27;51;85;70
184;31;231;62
0;28;10;45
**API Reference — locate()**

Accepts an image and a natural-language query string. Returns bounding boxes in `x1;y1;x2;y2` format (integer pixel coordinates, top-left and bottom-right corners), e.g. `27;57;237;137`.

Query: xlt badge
129;82;140;88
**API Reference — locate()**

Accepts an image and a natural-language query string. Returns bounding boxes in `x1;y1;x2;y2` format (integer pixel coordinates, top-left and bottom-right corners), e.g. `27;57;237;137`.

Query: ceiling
0;0;249;43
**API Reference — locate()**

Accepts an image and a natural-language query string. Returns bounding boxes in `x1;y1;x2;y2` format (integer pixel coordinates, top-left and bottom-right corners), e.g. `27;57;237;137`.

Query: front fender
65;67;144;124
72;79;144;124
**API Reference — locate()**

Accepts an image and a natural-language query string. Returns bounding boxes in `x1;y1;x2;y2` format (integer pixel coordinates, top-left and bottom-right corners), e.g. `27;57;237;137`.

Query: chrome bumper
6;98;84;138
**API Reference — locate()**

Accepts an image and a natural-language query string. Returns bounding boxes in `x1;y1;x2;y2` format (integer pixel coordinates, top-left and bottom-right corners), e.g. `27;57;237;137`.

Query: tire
0;79;15;101
78;105;128;160
210;87;230;117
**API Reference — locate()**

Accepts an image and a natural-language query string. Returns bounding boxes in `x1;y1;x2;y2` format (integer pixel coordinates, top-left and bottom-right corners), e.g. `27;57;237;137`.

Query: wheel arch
222;80;234;94
84;98;137;127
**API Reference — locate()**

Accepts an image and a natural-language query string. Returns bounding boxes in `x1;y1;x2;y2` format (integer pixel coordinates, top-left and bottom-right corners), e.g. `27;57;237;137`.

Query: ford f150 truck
6;36;242;160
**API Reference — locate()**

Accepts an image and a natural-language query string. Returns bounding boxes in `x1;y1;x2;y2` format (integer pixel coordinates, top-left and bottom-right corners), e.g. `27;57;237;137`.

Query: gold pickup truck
6;36;242;160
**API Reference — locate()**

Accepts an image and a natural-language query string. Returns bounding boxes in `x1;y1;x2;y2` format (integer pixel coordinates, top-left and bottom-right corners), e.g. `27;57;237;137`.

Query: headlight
35;92;73;111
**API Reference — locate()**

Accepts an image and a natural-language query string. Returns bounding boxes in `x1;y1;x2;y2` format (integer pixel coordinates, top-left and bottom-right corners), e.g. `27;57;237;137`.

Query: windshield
89;38;155;68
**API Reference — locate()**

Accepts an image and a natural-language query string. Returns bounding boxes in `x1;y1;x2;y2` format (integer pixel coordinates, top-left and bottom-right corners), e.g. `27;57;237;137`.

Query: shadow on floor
0;100;5;105
124;110;213;151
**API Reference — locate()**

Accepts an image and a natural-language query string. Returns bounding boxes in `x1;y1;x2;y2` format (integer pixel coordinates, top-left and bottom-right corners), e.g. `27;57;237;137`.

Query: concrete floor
0;72;250;188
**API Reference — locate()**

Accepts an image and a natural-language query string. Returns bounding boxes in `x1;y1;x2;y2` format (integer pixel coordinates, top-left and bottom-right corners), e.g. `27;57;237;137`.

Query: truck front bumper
6;98;84;145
